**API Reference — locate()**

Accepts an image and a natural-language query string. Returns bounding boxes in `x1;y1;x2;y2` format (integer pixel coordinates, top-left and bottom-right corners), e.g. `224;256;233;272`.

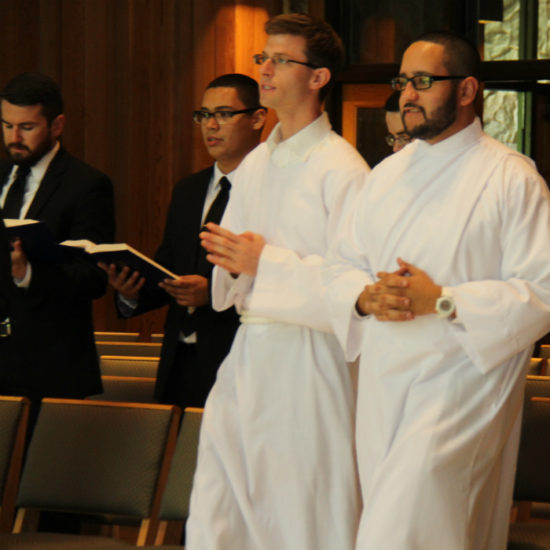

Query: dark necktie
3;165;30;219
182;176;231;337
195;176;231;277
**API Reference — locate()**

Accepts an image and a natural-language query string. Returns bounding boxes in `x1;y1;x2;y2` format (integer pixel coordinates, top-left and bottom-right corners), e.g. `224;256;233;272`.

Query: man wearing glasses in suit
104;73;266;409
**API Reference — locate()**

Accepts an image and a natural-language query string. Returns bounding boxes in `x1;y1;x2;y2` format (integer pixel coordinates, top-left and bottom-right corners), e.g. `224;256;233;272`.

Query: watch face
436;295;456;318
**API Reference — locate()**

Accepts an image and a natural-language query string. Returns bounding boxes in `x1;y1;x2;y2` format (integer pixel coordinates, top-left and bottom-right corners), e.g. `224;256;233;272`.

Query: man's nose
205;116;219;129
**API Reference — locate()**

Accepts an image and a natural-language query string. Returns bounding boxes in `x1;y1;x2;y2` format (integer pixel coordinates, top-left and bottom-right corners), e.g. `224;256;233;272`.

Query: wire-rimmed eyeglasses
391;75;467;91
252;53;319;69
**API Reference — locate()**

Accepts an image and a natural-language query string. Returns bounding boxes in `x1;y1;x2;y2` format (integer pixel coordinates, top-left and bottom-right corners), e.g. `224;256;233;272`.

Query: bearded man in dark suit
0;72;115;410
103;74;265;408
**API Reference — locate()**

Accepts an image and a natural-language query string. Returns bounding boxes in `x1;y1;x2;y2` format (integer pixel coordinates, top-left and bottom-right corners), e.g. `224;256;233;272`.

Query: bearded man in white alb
324;31;550;550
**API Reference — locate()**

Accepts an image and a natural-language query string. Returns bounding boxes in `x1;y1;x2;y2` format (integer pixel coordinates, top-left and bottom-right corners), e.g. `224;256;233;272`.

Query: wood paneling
0;0;283;338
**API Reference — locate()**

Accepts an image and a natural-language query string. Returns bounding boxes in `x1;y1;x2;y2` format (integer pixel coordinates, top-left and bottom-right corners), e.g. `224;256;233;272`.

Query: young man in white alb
186;13;369;550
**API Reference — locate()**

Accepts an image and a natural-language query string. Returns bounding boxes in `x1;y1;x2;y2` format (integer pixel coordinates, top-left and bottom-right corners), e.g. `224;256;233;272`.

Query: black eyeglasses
385;134;412;148
252;53;319;69
192;108;260;125
391;75;467;91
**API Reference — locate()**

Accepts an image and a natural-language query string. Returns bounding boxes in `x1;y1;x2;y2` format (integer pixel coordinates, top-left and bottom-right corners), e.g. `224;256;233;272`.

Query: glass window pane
483;89;519;150
539;0;550;59
483;0;520;61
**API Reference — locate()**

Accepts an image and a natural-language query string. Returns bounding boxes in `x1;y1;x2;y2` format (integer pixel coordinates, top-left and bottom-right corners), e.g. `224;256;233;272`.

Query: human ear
252;108;267;131
310;67;331;92
50;114;65;138
458;77;479;107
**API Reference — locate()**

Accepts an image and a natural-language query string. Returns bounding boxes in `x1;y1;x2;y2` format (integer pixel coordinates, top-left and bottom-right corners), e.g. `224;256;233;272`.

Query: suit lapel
0;162;14;196
25;148;67;220
184;168;213;270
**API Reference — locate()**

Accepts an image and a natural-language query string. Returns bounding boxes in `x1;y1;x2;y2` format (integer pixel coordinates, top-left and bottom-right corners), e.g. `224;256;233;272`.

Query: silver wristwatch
435;288;456;319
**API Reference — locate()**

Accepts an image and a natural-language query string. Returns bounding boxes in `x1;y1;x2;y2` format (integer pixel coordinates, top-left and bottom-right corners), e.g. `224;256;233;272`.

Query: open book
61;240;178;284
3;219;177;286
3;218;65;262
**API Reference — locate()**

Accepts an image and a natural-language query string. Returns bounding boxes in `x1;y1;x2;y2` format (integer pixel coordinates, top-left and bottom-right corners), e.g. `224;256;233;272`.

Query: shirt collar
266;112;332;167
213;162;236;187
414;117;483;157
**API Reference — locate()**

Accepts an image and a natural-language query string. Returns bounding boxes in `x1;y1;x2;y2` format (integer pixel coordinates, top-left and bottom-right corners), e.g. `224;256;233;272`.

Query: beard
5;134;55;167
403;87;457;141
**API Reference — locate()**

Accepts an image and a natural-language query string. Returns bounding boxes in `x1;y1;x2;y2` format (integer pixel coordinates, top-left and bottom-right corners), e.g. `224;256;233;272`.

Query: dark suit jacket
0;147;115;399
125;167;239;404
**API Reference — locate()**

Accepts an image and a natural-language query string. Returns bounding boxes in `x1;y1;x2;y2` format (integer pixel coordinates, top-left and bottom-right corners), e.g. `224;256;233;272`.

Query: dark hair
265;13;344;102
0;72;64;124
384;90;401;112
206;73;262;110
411;30;481;80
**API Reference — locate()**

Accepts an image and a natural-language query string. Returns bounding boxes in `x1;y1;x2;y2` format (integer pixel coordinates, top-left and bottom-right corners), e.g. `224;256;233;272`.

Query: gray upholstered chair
90;376;157;404
94;332;140;343
153;408;203;546
100;356;159;378
537;345;550;361
528;357;545;376
0;396;30;532
0;398;180;548
508;396;550;549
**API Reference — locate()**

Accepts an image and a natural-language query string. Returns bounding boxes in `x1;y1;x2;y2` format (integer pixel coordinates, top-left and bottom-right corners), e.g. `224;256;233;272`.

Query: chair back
154;408;203;545
0;396;29;532
527;357;545;375
514;396;550;502
159;408;203;520
100;355;159;378
537;345;550;360
15;399;180;543
96;342;161;357
90;375;156;403
94;331;140;342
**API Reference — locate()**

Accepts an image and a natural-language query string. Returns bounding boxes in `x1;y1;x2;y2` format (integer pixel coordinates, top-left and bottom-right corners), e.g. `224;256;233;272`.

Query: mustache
7;143;30;152
402;103;426;115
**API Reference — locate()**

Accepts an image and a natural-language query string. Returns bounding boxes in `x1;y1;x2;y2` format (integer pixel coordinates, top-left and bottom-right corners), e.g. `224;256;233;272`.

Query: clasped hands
199;222;265;277
356;258;442;322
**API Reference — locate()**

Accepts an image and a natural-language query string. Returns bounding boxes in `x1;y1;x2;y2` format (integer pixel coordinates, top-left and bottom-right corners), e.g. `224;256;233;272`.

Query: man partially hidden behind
384;89;411;152
187;14;369;550
102;74;266;408
0;72;114;415
324;31;550;549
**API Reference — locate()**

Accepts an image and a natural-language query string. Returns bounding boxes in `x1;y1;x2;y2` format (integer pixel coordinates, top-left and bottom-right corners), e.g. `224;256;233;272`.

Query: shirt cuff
14;262;32;288
117;293;138;318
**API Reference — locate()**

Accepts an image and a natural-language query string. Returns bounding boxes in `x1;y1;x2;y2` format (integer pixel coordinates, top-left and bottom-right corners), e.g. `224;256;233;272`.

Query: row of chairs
508;374;550;549
92;356;161;404
0;397;202;548
94;332;163;404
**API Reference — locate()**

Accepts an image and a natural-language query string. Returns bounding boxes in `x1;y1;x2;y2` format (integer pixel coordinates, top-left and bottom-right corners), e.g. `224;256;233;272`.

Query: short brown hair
265;13;344;102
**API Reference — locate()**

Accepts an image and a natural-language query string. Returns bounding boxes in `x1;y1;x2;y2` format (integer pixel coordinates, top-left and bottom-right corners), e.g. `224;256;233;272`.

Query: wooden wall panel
0;0;284;338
